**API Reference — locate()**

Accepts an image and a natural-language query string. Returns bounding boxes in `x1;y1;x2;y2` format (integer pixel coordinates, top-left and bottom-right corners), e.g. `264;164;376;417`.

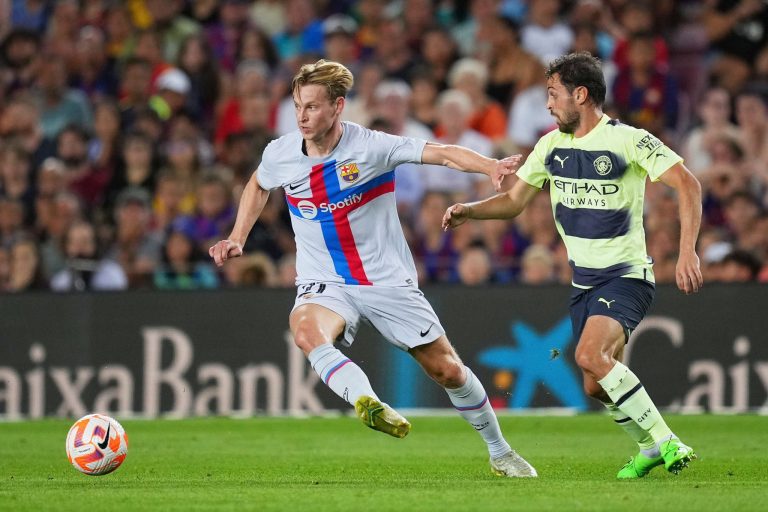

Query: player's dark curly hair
546;52;606;108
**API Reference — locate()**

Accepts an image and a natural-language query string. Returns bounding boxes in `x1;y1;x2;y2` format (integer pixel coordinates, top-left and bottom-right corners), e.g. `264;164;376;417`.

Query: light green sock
598;362;673;443
603;402;658;454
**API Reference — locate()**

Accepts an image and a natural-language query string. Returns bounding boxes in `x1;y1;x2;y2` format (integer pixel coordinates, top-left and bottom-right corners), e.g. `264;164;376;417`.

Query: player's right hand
209;239;243;267
442;203;470;231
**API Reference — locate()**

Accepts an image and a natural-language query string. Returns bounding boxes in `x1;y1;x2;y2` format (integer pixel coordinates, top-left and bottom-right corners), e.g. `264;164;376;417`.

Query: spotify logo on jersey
297;200;318;219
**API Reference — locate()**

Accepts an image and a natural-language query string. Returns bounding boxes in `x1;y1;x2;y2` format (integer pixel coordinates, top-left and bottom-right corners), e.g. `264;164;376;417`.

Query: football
65;414;128;476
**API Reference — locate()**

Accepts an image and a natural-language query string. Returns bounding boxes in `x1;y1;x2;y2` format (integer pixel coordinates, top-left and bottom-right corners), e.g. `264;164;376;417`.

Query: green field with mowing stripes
1;414;765;511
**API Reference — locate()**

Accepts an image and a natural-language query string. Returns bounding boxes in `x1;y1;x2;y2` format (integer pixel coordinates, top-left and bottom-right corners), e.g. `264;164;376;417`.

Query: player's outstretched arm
421;142;522;192
209;171;270;267
442;178;539;230
659;162;704;294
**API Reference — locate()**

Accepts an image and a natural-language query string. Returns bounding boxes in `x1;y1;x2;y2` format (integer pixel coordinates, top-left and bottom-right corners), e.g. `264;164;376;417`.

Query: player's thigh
289;283;360;352
359;286;446;351
575;278;655;364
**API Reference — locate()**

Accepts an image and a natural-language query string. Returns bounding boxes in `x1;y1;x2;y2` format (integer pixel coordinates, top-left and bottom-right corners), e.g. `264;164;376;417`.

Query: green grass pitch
1;414;766;511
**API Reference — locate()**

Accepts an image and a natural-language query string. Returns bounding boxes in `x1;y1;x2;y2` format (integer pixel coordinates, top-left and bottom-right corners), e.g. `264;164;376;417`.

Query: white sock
308;344;378;406
603;402;659;457
598;362;673;443
445;366;511;459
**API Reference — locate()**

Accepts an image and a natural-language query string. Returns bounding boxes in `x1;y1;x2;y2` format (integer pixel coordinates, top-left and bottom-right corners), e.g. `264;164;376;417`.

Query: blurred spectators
51;220;127;291
0;0;766;292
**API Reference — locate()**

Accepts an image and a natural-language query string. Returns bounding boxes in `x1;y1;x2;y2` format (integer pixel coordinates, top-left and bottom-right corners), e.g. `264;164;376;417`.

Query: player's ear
574;86;588;105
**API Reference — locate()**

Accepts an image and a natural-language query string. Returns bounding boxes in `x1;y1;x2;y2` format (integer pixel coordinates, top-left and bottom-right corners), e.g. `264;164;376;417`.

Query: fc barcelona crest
339;162;360;183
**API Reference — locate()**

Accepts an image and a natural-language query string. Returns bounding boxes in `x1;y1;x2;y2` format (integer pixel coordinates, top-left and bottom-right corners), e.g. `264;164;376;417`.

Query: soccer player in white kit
209;60;537;477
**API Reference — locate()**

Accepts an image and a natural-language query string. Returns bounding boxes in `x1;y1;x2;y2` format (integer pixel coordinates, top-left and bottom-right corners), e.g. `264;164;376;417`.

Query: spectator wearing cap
373;80;434;141
322;14;360;72
107;186;162;288
150;67;191;121
51;220;127;292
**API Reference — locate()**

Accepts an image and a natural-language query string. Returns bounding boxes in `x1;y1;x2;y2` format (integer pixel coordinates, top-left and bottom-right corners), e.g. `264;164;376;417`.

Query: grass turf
0;414;765;511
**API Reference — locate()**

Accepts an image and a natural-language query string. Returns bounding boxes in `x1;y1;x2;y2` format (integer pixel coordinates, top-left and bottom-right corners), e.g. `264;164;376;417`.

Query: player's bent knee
291;324;326;354
429;359;464;388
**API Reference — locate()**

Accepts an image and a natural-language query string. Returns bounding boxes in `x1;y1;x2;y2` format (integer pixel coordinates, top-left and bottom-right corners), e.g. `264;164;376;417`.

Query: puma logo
554;154;569;168
598;298;615;308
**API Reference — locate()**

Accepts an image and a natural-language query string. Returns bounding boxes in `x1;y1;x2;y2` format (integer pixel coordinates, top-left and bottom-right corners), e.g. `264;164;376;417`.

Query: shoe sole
355;396;411;439
666;450;697;475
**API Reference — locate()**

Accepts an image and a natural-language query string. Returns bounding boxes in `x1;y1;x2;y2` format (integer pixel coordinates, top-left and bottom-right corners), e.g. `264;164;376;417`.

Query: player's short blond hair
291;59;354;102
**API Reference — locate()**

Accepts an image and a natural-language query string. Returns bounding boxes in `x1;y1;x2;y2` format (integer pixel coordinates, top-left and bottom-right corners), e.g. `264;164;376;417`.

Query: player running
209;59;536;478
443;52;702;479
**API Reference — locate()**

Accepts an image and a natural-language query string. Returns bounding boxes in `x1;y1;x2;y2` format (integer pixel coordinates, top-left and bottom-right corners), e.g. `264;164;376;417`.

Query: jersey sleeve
515;137;550;189
368;129;427;171
254;141;281;190
631;130;683;182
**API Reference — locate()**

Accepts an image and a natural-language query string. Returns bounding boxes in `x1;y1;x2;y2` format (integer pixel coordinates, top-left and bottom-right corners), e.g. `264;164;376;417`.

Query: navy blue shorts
569;278;655;343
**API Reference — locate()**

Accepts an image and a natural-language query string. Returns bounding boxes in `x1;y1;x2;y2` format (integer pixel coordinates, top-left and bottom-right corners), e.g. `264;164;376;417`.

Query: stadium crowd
0;0;767;292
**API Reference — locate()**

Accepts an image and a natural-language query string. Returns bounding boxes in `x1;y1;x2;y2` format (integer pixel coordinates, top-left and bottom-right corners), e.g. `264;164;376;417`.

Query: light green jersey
516;115;681;288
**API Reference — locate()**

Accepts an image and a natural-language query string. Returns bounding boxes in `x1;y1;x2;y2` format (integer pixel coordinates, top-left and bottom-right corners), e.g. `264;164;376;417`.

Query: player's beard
556;109;580;134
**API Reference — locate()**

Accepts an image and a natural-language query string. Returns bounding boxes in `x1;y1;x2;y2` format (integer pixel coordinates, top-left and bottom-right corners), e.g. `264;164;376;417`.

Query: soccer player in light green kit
442;52;703;478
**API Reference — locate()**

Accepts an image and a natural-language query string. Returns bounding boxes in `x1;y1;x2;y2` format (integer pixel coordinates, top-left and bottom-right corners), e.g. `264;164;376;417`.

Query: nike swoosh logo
288;183;302;190
419;324;433;337
97;424;111;450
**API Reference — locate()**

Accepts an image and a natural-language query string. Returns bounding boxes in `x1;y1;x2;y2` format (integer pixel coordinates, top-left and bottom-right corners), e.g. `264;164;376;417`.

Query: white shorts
291;283;446;350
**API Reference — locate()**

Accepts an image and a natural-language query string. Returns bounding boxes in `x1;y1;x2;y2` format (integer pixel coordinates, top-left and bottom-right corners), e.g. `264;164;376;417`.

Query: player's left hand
676;251;703;294
490;155;522;192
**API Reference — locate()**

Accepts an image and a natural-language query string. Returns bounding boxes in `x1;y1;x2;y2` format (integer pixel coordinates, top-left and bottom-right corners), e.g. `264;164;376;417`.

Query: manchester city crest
593;155;613;176
339;162;360;183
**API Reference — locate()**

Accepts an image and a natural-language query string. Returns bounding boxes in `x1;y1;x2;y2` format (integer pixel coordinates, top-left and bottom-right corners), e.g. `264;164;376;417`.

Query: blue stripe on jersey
546;149;627;180
569;260;635;286
315;160;357;284
285;165;397;285
555;203;631;239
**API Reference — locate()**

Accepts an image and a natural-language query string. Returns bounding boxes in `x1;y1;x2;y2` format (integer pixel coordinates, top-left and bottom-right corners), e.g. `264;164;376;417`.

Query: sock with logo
598;362;673;444
445;366;511;459
308;343;378;406
603;402;659;456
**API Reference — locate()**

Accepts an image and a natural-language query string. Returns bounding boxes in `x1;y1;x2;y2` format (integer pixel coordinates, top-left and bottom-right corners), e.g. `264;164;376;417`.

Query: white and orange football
65;414;128;476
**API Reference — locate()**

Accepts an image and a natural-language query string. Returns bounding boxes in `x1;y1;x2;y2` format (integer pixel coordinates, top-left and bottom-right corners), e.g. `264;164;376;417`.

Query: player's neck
304;121;344;157
573;108;604;138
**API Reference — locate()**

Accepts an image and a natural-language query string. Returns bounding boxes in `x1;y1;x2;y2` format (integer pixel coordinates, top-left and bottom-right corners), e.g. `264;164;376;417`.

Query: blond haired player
210;60;536;477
